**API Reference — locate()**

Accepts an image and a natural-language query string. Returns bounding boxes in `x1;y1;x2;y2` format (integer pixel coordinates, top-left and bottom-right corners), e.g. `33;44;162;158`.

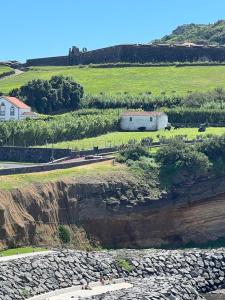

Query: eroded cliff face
1;171;225;248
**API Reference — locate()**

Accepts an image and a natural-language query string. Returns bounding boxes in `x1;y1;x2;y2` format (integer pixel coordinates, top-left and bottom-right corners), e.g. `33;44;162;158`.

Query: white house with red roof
120;111;168;131
0;96;37;121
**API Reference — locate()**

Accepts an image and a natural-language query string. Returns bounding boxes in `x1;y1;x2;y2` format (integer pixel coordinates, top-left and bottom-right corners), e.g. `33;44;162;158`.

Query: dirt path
29;280;132;300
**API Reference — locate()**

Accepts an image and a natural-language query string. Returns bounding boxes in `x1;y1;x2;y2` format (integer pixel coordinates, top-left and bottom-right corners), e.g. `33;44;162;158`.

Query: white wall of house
0;97;31;121
120;113;168;131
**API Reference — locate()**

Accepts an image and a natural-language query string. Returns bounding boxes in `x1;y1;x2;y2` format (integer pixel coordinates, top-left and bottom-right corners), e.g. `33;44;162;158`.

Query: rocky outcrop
1;171;225;248
1;249;225;299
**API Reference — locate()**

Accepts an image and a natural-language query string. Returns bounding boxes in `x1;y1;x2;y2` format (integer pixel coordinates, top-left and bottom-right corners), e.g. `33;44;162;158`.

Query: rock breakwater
1;249;225;299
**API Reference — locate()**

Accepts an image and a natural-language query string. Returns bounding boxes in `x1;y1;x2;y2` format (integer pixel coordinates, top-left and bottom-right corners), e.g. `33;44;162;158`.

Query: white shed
120;111;168;131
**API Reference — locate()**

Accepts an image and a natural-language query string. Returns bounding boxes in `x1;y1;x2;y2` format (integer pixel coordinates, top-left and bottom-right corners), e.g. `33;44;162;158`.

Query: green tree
10;75;84;114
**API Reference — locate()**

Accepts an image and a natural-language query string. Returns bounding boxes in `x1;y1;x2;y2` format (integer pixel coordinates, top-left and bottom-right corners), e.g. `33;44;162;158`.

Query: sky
1;0;225;62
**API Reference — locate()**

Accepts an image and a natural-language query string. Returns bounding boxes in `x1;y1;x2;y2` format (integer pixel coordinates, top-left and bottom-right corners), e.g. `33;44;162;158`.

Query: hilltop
152;20;225;45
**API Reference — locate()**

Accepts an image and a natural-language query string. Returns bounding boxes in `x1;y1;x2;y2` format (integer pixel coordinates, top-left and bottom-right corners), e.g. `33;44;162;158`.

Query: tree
9;75;84;114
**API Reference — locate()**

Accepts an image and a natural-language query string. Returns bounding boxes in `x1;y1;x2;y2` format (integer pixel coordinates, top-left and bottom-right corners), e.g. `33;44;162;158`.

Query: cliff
1;170;225;249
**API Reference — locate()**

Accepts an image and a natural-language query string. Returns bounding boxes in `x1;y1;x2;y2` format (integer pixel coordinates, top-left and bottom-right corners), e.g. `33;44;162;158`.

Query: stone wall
0;146;116;164
26;44;225;66
1;249;225;299
0;147;72;163
26;56;69;66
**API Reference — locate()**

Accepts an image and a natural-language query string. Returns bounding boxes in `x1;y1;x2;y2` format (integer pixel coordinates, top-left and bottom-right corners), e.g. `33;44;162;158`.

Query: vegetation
83;88;225;111
0;66;13;78
156;141;210;187
2;65;225;95
47;127;225;150
58;225;71;243
118;134;225;189
0;247;47;256
0;109;120;147
152;20;225;45
10;75;83;114
0;161;118;190
116;257;133;272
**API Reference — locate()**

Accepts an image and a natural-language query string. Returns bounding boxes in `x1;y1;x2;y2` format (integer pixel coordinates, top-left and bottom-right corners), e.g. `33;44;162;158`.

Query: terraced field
1;65;225;95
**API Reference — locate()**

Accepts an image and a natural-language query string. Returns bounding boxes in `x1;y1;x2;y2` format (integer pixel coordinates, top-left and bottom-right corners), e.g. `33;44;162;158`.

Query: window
129;117;132;122
10;106;15;116
0;103;5;116
150;117;153;122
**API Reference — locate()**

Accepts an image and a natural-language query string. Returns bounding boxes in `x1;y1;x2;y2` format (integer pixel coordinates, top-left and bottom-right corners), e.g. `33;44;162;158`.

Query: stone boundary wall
26;56;69;66
1;249;225;299
0;147;72;163
0;156;113;176
26;44;225;66
0;146;117;163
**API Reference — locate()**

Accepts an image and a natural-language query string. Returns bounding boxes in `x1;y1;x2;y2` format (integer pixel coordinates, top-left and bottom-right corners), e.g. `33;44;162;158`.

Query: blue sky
1;0;225;62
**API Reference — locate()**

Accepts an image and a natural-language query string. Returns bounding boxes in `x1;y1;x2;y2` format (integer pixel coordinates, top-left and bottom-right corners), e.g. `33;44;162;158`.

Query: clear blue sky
1;0;225;62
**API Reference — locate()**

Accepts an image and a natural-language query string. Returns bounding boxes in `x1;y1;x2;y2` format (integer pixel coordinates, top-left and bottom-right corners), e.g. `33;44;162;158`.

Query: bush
156;141;210;187
117;145;150;162
58;225;71;244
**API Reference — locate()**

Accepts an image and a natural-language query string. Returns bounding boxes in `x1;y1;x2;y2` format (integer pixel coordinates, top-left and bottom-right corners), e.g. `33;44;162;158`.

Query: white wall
120;114;168;131
0;97;30;121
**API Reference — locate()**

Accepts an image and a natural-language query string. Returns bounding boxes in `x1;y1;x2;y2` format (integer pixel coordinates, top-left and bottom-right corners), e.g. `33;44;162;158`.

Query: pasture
0;160;118;190
0;65;13;77
1;65;225;95
47;127;225;150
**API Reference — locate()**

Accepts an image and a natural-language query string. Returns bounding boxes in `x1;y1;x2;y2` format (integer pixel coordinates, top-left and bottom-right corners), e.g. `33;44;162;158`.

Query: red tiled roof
3;96;30;109
122;111;165;116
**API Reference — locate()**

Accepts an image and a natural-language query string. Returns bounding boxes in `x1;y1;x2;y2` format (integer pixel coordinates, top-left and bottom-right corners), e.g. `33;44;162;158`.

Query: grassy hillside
1;65;225;95
152;20;225;45
0;65;13;77
0;161;117;190
45;127;225;150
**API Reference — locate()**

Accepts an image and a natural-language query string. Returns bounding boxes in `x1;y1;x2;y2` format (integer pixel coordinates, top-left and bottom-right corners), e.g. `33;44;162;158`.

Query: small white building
0;96;37;121
120;111;168;131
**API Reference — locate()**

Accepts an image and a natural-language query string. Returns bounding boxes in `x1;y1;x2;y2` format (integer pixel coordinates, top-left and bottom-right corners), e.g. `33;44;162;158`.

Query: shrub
116;258;133;273
156;141;210;187
58;225;71;244
117;145;150;162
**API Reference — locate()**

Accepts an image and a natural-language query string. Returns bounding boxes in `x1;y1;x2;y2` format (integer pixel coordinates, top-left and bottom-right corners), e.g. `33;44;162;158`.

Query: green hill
1;65;225;96
152;20;225;45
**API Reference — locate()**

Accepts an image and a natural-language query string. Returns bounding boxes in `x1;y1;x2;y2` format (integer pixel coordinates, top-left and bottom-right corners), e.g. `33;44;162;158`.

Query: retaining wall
1;249;225;299
0;147;72;163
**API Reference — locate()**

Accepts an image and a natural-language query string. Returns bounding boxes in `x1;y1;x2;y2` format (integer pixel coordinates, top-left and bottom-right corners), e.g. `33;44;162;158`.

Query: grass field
46;127;225;150
0;247;47;256
1;65;225;95
0;161;118;190
0;66;13;77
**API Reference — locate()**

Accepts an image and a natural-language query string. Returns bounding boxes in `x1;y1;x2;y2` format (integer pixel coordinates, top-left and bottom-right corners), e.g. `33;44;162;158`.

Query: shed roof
122;111;165;117
2;96;30;109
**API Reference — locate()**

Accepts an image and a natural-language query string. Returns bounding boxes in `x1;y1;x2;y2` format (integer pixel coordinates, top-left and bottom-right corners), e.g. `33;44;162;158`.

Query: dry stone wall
1;249;225;299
